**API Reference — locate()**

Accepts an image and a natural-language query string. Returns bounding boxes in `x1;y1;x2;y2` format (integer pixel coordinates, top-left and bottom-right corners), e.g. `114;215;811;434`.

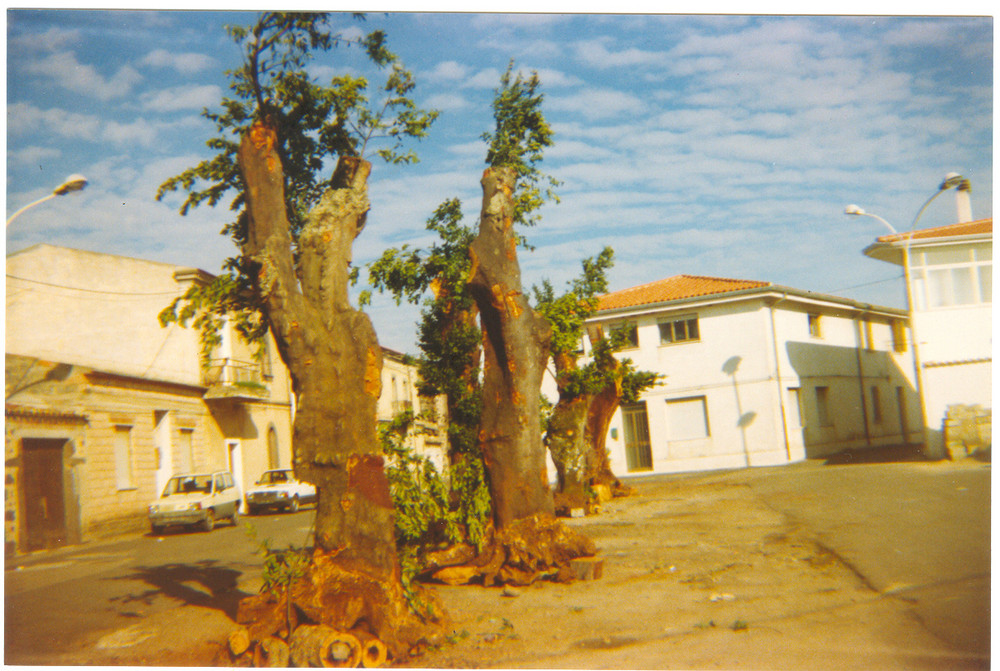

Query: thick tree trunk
548;395;591;512
546;353;591;513
236;123;444;660
585;376;627;493
467;167;554;529
239;122;395;578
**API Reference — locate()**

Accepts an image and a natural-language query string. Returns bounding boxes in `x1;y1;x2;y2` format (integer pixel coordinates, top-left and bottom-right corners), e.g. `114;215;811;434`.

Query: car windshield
162;475;213;497
259;471;290;485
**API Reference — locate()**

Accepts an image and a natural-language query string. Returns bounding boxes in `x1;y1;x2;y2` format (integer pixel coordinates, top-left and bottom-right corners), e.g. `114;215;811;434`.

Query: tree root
226;550;447;667
425;514;598;587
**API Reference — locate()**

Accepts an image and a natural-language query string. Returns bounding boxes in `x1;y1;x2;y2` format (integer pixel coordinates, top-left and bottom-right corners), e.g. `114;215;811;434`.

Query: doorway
621;402;653;472
21;438;68;551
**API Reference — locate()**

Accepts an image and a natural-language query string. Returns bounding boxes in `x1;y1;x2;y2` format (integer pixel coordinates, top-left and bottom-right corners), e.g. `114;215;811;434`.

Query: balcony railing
202;358;269;400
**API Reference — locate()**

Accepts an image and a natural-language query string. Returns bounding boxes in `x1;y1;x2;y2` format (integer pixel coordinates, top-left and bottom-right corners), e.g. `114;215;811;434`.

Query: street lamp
6;174;88;227
844;173;970;458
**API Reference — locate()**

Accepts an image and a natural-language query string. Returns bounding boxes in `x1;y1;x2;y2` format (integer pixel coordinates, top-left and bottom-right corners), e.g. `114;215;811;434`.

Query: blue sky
5;9;993;353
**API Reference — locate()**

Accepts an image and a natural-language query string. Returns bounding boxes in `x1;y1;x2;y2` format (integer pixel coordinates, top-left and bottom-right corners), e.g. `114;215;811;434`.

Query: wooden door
621;402;653;471
21;438;68;551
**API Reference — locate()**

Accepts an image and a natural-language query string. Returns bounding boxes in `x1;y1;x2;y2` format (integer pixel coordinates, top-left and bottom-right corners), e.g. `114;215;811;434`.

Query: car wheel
231;508;240;526
288;497;299;513
202;509;216;532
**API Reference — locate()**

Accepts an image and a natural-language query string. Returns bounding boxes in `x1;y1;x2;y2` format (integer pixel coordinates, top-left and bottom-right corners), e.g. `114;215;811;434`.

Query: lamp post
6;174;88;227
844;172;970;458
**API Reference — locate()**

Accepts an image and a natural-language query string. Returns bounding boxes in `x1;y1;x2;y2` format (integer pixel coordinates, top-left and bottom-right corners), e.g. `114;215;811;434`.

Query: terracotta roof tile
877;218;992;243
597;275;771;312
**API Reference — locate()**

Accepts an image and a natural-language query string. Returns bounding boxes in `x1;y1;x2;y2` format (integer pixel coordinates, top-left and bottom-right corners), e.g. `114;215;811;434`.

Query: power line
6;274;181;297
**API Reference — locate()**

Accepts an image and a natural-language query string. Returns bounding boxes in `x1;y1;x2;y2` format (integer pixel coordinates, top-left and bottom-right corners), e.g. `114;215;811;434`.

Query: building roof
597;275;771;312
876;218;992;243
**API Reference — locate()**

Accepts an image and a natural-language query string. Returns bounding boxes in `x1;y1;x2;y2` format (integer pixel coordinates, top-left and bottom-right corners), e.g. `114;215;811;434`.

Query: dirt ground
68;470;980;669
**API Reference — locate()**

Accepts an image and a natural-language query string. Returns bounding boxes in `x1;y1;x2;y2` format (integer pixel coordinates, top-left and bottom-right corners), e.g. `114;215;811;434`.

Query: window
910;243;992;309
666;396;711;440
815;386;832;427
808;314;822;338
114;425;134;490
611;322;639;349
658;315;699;345
870;386;883;424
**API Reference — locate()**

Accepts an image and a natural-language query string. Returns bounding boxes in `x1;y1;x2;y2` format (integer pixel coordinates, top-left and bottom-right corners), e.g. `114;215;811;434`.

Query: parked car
148;471;240;534
245;468;317;514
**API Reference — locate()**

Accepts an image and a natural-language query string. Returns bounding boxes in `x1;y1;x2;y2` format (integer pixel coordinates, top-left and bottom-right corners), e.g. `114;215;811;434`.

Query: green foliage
155;11;437;357
482;61;561;235
380;412;492;583
533;247;614;361
244;523;310;632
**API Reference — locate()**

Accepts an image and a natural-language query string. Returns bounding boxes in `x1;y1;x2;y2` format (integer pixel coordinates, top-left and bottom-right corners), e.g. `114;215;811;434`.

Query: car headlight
278;492;288;498
189;502;202;510
149;505;158;514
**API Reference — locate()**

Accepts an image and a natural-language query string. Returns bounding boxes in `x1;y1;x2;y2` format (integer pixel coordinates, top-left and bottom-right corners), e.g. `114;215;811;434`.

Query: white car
148;471;240;534
245;469;317;514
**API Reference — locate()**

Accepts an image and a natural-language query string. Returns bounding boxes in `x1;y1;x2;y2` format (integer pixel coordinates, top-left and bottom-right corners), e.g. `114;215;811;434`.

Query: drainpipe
853;312;872;448
767;294;793;462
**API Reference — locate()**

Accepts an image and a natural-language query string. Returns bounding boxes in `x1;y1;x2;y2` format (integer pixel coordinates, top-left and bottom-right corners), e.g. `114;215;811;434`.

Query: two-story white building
863;218;992;457
581;275;921;476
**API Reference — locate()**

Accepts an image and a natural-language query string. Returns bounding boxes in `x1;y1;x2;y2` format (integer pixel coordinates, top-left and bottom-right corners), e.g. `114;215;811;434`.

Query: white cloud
7;146;62;168
140;48;215;75
425;60;472;82
572;38;669;70
6;102;102;140
8;26;79;53
463;68;505;89
140;85;223;112
25;51;142;101
547;88;645;120
423;92;469;112
103;119;160;148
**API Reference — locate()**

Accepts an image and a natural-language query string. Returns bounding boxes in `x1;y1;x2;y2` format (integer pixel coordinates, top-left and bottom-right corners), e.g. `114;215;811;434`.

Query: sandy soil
66;471;978;669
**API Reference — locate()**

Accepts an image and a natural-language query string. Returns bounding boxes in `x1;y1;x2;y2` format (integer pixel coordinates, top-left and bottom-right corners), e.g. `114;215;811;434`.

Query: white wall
6;245;204;386
588;294;920;477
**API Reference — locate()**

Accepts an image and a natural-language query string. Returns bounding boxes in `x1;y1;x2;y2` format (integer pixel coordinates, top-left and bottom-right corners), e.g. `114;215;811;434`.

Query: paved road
735;458;990;659
4;509;315;664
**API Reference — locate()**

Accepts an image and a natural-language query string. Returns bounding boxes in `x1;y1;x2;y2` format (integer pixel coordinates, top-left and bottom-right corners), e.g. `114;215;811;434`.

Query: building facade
5;245;295;554
5;244;447;555
863;218;992;456
578;275;921;477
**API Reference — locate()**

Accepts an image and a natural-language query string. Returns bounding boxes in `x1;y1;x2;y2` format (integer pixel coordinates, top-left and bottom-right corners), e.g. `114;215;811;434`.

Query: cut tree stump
570;556;604;580
254;636;290;668
351;629;389;668
228;627;251;657
289;624;361;668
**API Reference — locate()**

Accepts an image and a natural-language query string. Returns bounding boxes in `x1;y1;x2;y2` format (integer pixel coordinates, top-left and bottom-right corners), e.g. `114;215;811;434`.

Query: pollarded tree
534;250;662;512
156;12;442;660
533;247;614;512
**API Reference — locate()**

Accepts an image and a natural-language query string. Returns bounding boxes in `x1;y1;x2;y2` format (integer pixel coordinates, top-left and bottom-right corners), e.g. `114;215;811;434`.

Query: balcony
202;358;269;401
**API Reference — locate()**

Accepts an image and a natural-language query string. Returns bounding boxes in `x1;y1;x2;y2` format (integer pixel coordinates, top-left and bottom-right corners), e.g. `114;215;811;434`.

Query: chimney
956;180;973;223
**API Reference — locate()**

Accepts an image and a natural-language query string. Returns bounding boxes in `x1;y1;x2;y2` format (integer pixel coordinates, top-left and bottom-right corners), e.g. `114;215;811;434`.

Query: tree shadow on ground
823;443;930;465
109;561;252;621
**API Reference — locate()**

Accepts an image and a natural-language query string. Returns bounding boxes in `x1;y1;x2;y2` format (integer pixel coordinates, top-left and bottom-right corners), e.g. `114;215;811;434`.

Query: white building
579;275;921;476
863;218;992;456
